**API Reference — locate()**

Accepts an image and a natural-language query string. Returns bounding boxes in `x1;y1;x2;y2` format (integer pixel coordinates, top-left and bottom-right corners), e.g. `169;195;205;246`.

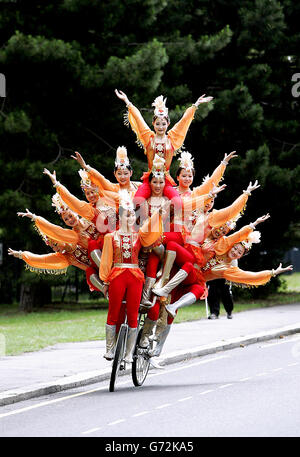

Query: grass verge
1;277;300;356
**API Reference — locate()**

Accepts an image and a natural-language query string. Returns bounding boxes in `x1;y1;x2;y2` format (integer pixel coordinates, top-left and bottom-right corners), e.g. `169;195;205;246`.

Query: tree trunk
19;282;52;312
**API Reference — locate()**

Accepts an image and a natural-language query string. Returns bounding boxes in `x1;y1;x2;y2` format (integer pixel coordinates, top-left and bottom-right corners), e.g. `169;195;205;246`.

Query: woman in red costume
100;192;165;363
115;89;213;208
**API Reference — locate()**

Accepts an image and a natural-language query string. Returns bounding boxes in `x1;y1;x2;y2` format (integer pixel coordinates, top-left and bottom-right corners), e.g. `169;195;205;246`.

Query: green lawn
1;273;299;356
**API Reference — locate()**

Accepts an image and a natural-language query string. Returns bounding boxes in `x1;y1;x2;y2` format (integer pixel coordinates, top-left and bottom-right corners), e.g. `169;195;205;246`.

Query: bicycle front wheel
109;324;127;392
132;328;152;387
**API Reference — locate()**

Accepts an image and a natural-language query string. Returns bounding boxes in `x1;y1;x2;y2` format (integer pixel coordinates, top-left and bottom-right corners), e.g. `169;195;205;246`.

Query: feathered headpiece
151;154;167;179
178;151;194;172
152;95;168;118
78;169;98;191
51;193;70;214
240;230;261;253
115;146;130;169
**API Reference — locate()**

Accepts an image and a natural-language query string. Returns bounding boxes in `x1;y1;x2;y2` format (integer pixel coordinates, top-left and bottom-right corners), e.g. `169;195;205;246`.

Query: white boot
104;324;116;360
90;273;105;294
124;327;138;363
141;277;156;307
166;292;197;319
90;249;102;268
152;244;165;278
153;269;188;297
148;324;171;357
139;318;157;348
153;250;176;291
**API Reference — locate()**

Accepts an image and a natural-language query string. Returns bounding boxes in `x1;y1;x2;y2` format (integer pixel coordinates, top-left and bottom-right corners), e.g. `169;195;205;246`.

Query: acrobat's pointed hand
71;151;87;169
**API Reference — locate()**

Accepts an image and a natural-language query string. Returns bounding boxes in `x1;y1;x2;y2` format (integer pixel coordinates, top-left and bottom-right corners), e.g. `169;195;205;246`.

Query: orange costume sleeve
87;166;120;193
182;193;210;214
34;216;80;245
21;251;70;274
167;105;197;151
206;266;272;287
99;233;114;283
56;183;95;221
208;192;249;228
191;162;226;198
127;104;154;151
214;225;253;256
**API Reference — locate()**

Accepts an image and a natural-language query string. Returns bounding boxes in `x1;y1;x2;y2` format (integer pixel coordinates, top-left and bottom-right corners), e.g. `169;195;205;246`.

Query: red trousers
146;231;184;278
107;270;143;328
88;238;104;269
85;266;101;292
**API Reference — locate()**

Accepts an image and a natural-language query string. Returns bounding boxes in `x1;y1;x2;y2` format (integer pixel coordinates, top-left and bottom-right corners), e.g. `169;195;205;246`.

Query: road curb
1;324;300;407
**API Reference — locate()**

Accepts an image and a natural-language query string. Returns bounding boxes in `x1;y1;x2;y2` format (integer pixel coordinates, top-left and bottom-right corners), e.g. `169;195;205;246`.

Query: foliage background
0;0;299;305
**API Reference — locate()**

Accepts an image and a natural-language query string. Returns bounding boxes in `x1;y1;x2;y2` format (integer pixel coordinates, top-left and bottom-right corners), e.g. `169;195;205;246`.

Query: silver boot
90;249;102;268
153;269;188;297
166;292;197;319
104;324;116;360
148;324;171;357
153;250;176;291
139;317;156;348
90;273;105;294
124;327;138;363
141;277;157;307
152;244;165;278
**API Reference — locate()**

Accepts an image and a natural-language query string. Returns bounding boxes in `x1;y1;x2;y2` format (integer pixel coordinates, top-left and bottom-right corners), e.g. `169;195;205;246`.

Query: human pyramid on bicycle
10;90;293;372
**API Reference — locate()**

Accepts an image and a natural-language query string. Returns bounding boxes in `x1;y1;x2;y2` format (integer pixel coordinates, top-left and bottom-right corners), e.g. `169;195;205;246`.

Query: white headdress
78;169;98;191
241;231;261;253
115;146;130;169
178;151;194;172
152;95;168;118
51;193;70;214
151;154;167;179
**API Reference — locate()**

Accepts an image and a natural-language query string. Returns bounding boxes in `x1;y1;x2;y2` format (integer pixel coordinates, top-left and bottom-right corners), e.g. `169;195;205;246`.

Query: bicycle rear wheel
109;324;127;392
132;328;152;387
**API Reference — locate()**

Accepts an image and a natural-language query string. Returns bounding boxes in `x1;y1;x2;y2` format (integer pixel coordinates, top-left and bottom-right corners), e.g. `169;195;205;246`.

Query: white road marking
82;427;102;435
199;390;214;395
239;377;251;381
256;372;267;377
178;396;193;402
155;403;171;409
132;411;149;417
218;383;233;389
108;419;126;426
0;355;228;420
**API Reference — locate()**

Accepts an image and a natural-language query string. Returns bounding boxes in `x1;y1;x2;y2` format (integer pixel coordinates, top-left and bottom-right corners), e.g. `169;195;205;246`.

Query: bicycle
109;304;153;392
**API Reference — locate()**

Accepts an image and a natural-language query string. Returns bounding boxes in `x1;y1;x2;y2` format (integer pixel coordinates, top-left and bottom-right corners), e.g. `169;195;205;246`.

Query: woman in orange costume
72;147;141;200
175;150;238;201
43;168;118;269
8;239;104;293
100;192;165;363
165;229;293;318
17;194;106;292
115;89;213;207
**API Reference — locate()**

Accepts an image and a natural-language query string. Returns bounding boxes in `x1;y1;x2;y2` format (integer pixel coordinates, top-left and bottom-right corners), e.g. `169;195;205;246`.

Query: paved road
1;333;300;437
